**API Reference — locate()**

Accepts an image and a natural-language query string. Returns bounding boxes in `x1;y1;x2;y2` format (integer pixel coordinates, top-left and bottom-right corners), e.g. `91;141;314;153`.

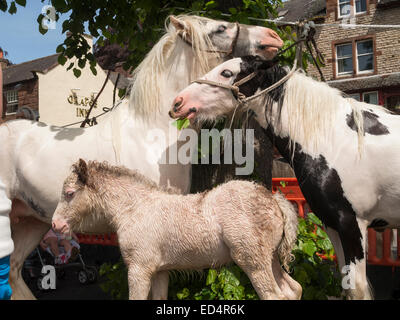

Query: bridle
192;59;297;106
177;22;241;58
189;21;324;107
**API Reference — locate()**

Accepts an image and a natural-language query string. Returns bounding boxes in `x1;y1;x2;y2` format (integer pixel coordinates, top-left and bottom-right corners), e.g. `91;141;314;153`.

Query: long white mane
272;71;389;157
129;15;221;119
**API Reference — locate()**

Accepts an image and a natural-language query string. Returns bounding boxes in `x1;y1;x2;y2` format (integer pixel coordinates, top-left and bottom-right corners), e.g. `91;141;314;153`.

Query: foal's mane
129;15;220;119
86;161;179;194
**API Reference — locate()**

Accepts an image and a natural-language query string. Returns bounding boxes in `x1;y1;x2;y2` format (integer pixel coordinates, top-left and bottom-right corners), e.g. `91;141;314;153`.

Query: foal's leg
9;215;50;300
127;266;152;300
271;254;302;300
150;271;169;300
229;243;285;299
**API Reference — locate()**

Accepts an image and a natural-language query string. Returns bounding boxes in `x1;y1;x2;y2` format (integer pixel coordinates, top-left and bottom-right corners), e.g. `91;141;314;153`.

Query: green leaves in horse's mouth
172;119;190;130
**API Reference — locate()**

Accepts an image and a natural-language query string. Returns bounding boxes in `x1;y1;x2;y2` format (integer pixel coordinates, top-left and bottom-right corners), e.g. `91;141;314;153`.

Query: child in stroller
40;229;80;265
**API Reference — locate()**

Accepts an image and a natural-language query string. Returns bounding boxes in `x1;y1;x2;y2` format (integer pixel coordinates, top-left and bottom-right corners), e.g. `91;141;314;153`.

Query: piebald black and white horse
170;56;400;299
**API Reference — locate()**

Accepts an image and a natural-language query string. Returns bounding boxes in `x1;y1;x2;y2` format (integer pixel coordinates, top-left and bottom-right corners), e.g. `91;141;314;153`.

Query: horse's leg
271;254;302;300
347;218;373;300
150;271;169;300
327;221;373;300
127;265;152;300
9;215;50;300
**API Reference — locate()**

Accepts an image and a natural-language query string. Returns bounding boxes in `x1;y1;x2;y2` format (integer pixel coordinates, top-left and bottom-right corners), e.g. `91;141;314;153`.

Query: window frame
336;43;354;76
348;93;361;101
362;91;379;105
355;39;374;74
337;0;368;18
5;90;19;115
332;35;376;79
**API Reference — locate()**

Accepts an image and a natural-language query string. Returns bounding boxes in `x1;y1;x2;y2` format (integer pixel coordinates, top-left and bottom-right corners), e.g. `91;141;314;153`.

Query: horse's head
168;55;283;122
169;16;283;60
52;159;96;235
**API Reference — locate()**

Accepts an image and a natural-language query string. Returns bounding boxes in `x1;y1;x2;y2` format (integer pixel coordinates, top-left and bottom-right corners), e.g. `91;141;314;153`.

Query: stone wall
307;0;400;80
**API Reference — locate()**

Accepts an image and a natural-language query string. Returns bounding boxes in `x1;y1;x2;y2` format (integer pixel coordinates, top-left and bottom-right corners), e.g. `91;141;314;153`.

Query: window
355;0;367;14
363;92;378;105
338;0;367;17
339;0;351;16
337;43;353;74
335;38;374;77
356;40;374;73
348;93;361;101
5;90;19;115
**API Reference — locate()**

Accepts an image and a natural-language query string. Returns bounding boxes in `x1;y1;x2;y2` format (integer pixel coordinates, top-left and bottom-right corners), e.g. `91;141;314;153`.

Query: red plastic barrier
272;178;307;218
367;229;400;267
76;178;400;267
77;233;118;246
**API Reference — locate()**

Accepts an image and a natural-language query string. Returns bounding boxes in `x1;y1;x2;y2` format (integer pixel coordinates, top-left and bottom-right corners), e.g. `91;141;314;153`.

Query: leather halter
192;63;296;106
178;22;240;58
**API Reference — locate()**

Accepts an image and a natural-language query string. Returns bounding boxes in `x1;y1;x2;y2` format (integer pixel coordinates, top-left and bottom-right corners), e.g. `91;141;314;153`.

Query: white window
335;39;374;76
5;90;19;115
356;40;374;73
363;91;378;105
339;0;351;16
348;93;361;101
336;43;353;75
355;0;367;14
338;0;367;17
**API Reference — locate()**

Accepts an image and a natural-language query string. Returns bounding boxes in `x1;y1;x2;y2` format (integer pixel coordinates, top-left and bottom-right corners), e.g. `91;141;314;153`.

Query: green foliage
1;0;295;77
98;212;342;300
99;259;129;300
170;266;258;300
291;212;343;300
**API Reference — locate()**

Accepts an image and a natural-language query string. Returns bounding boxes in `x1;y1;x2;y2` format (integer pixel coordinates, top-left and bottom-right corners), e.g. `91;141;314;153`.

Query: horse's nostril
173;98;183;112
258;44;268;50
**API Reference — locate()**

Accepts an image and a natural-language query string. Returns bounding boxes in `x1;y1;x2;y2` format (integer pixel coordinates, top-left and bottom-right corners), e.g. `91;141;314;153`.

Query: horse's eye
65;191;75;200
216;25;227;33
221;70;233;78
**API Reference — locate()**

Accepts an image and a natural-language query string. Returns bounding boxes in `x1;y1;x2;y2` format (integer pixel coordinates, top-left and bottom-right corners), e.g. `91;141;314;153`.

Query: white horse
0;16;283;299
170;56;400;299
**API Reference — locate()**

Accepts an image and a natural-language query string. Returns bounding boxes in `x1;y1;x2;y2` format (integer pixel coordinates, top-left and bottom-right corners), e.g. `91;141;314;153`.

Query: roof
377;0;400;7
277;0;326;22
3;54;59;86
328;72;400;91
2;53;131;89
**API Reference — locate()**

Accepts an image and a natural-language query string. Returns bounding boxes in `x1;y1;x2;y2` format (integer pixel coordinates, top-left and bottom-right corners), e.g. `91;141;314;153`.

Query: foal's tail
273;192;298;272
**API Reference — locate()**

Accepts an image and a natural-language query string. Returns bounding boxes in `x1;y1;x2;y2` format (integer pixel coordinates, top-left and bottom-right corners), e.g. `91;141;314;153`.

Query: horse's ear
169;16;186;32
74;159;89;186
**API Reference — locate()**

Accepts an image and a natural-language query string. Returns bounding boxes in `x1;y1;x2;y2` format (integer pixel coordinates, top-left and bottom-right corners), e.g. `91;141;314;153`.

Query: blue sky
0;1;70;64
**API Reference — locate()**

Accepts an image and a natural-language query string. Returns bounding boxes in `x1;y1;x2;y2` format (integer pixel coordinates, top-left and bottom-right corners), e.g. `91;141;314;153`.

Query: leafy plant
99;259;129;300
0;0;286;76
291;212;343;300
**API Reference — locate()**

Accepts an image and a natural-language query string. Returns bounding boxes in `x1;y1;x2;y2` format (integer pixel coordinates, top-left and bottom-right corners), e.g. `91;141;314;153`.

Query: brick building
0;36;129;126
279;0;400;112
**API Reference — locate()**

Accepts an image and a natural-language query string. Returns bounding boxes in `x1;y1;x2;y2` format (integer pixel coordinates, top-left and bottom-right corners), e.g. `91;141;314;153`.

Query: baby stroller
22;239;98;292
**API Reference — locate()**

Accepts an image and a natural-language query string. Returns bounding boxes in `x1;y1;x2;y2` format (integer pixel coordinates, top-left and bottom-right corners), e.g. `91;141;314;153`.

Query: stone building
0;36;130;126
279;0;400;112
